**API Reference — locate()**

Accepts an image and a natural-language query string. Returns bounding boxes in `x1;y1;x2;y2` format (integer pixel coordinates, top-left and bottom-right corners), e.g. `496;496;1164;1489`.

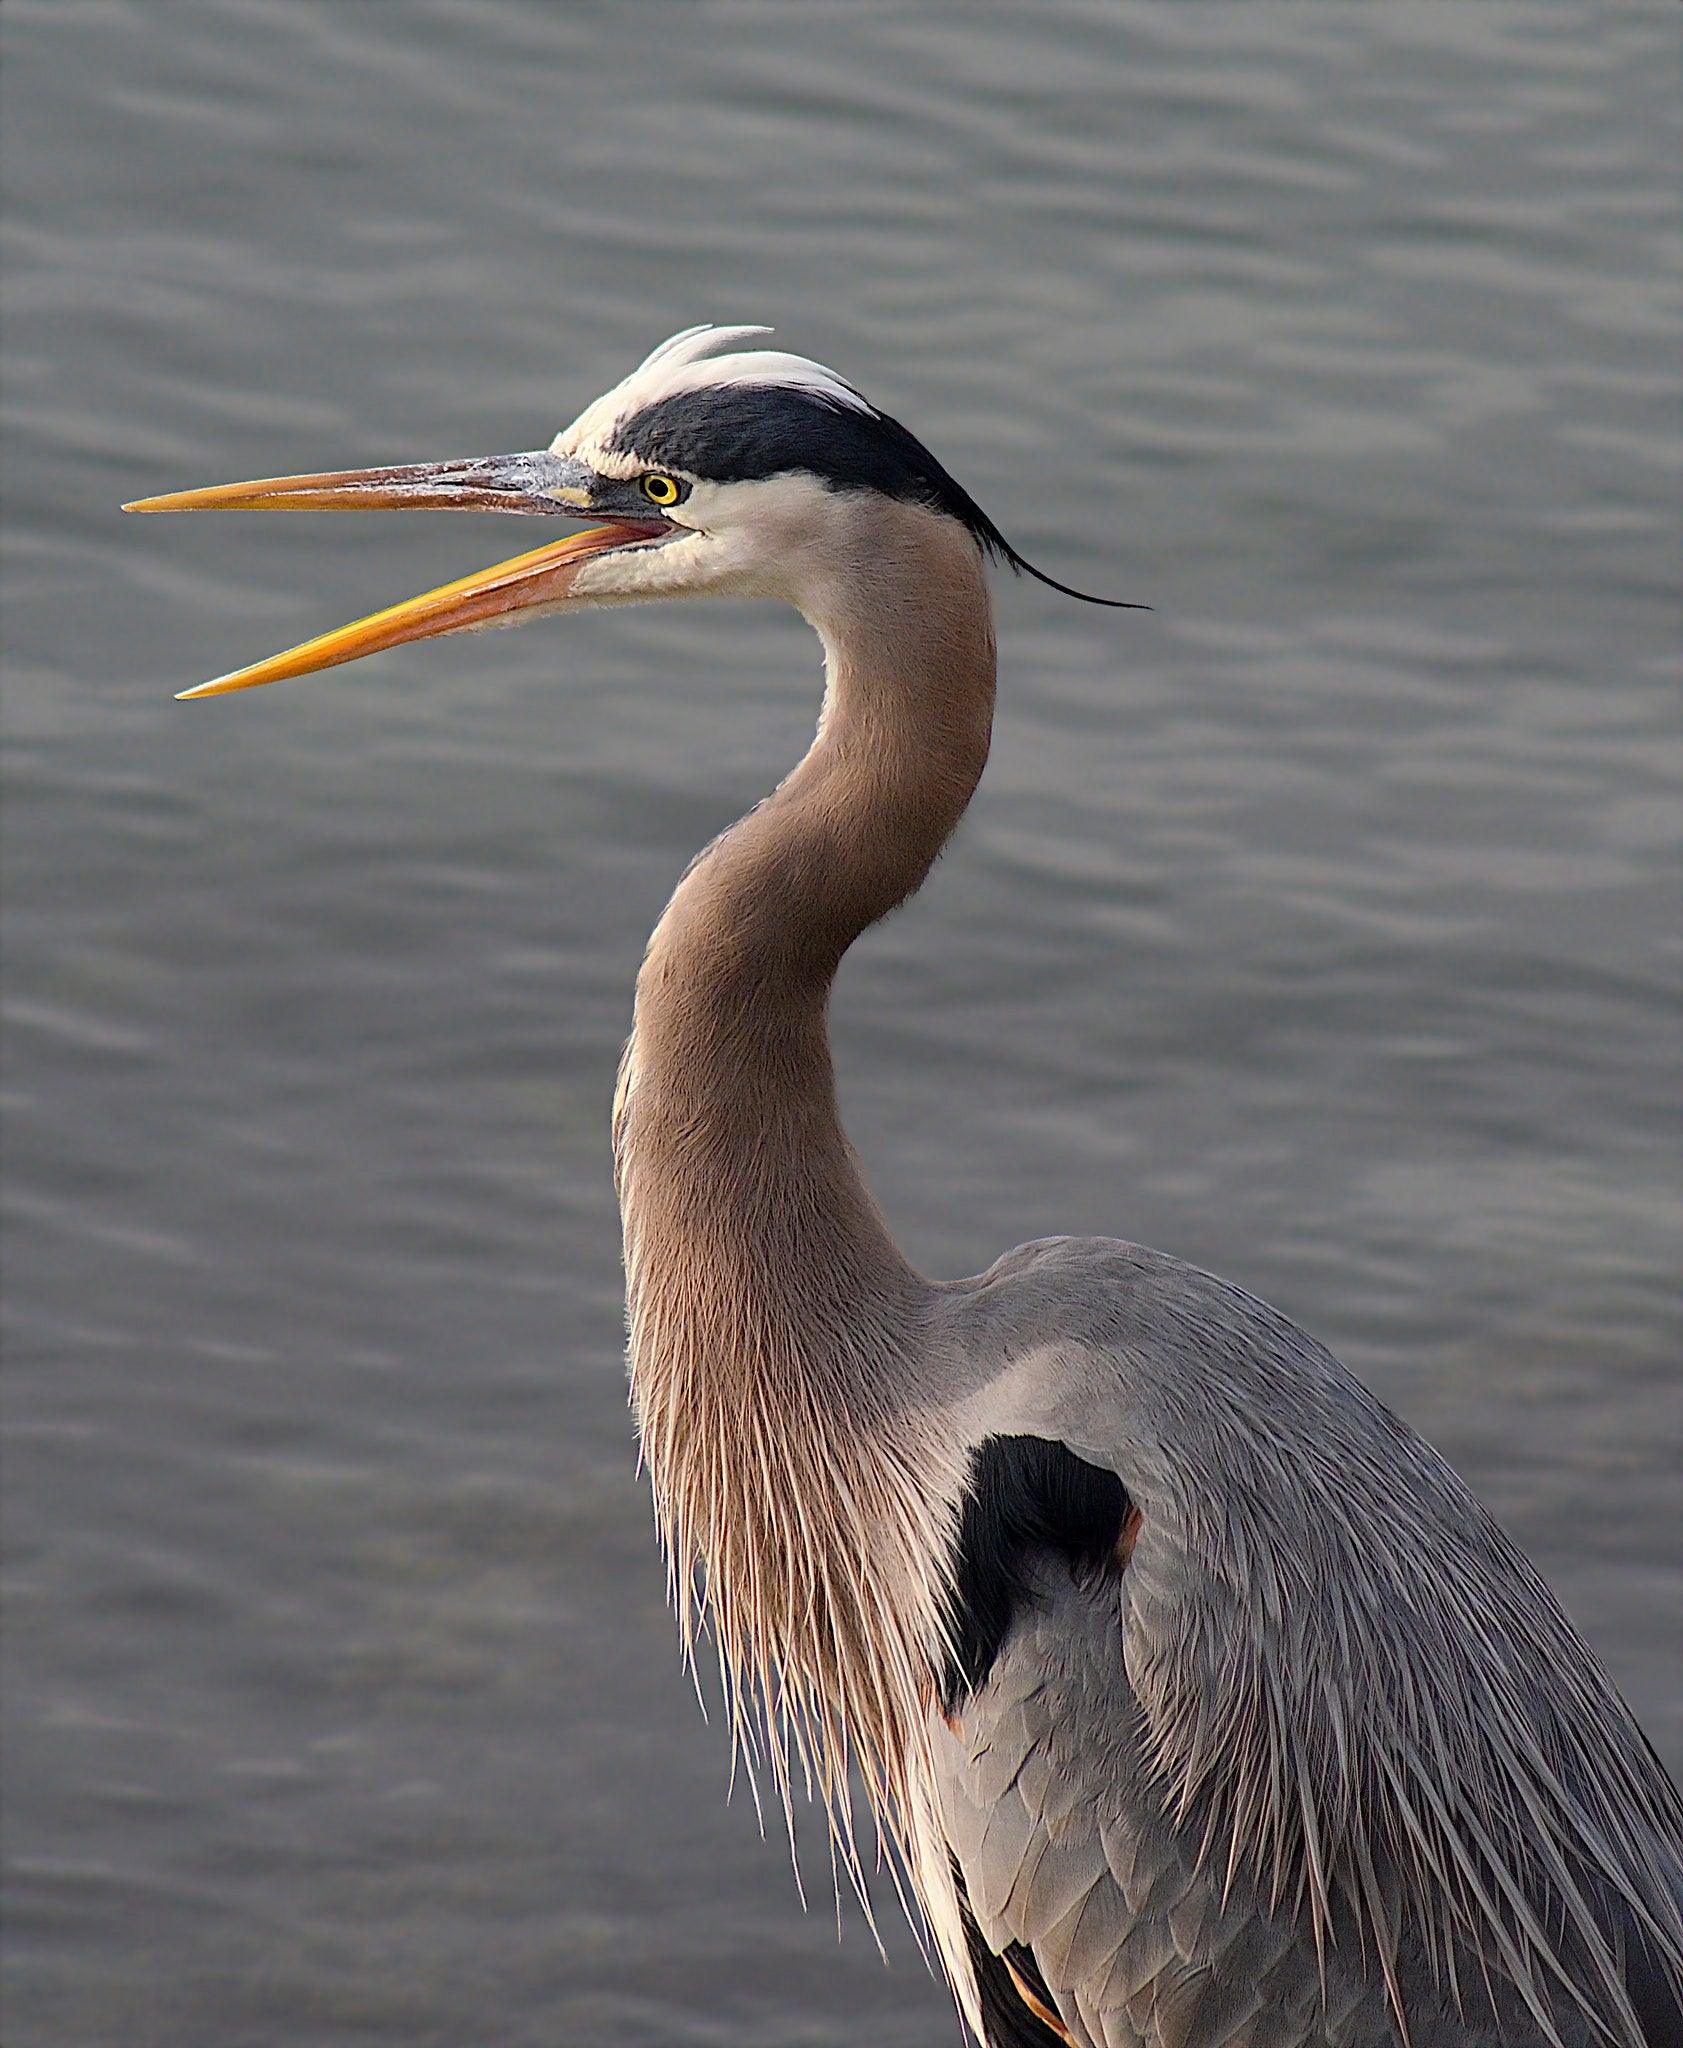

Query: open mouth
123;459;686;697
592;517;680;552
181;518;680;698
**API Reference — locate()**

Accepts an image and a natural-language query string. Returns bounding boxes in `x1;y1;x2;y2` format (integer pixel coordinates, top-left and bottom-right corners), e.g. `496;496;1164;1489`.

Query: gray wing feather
933;1236;1683;2047
935;1563;1399;2048
932;1551;1670;2047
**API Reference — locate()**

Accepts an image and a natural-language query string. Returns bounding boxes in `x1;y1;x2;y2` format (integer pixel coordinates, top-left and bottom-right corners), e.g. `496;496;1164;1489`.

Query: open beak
123;452;672;698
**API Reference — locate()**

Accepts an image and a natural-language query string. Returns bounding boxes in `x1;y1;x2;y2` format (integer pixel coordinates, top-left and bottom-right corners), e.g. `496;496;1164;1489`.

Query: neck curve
617;504;996;1340
611;504;995;1888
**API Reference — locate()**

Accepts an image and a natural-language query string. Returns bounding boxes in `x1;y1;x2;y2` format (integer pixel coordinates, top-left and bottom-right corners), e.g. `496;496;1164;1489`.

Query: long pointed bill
124;451;593;518
123;451;671;698
168;524;668;699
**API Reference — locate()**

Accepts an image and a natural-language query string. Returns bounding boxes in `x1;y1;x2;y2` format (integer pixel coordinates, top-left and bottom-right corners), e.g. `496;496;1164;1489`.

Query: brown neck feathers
618;505;996;1358
611;504;995;1853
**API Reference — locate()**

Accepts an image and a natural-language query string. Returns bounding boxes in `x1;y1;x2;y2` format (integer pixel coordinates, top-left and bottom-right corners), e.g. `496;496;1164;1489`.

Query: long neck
612;506;995;1837
617;510;995;1374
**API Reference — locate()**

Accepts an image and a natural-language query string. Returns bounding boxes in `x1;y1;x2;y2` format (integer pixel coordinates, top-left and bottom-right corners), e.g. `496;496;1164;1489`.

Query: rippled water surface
4;5;1679;2042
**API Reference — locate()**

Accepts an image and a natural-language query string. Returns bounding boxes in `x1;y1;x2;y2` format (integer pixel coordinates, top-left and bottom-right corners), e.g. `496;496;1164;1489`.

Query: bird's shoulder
933;1231;1434;1505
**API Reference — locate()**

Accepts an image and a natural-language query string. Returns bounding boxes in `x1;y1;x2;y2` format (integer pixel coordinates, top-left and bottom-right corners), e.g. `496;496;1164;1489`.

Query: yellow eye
640;473;681;507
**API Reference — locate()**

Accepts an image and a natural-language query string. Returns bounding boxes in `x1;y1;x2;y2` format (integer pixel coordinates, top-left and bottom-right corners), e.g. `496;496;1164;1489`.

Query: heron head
127;324;1138;699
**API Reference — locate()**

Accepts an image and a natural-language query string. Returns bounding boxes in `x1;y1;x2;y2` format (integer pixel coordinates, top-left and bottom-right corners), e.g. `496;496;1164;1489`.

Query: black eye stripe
615;388;1003;542
614;387;1143;608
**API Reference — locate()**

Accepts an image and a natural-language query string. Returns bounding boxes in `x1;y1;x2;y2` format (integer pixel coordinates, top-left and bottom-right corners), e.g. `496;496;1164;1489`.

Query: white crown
553;324;871;469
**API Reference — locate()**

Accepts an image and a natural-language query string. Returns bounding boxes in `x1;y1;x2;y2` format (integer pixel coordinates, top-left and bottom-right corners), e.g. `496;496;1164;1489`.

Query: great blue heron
128;325;1681;2048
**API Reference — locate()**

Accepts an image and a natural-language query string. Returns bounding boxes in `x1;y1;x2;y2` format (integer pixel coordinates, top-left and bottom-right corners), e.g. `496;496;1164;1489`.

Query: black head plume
608;376;1148;612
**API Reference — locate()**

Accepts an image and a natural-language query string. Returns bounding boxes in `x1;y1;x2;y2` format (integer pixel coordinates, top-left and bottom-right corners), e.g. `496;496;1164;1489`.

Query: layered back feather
1091;1249;1683;2047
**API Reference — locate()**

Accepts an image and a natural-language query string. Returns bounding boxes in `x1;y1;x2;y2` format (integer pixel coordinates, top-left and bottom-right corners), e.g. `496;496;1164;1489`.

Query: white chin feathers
567;475;845;607
567;527;731;603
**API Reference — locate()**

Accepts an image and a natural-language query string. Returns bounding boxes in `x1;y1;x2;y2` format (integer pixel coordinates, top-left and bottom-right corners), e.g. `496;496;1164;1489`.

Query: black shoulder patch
610;385;1144;610
941;1434;1130;1716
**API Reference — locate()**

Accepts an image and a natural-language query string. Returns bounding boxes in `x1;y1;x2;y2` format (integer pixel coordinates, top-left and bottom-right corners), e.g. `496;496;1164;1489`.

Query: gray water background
3;4;1679;2043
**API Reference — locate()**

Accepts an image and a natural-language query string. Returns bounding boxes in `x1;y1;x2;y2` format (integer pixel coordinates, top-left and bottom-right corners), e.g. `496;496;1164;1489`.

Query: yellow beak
123;455;667;698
